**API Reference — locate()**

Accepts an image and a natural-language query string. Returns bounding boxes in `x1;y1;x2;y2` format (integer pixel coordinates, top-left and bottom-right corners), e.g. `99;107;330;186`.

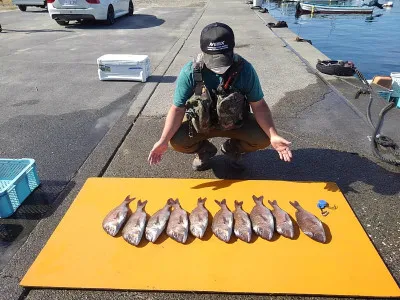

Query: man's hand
148;105;186;165
148;140;169;165
250;99;293;163
270;135;292;162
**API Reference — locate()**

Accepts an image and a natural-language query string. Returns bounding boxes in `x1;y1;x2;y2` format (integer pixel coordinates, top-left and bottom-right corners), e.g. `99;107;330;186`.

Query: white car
48;0;133;26
11;0;47;11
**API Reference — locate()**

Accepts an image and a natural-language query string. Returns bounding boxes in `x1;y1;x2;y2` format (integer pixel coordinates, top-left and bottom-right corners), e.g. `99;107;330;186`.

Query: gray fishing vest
185;53;247;137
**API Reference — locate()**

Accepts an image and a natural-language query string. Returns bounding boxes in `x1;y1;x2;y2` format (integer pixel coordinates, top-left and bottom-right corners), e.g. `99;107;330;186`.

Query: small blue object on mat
0;159;40;218
317;200;328;209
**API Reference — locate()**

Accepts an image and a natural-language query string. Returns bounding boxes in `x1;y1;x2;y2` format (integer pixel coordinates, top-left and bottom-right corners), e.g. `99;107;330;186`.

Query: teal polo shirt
173;54;264;107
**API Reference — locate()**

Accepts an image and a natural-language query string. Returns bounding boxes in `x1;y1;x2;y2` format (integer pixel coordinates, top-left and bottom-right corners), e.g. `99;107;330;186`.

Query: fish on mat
268;200;294;239
189;197;209;239
212;199;233;243
102;195;136;237
122;200;148;246
290;201;326;243
233;200;252;243
145;198;174;243
166;199;189;244
249;195;275;240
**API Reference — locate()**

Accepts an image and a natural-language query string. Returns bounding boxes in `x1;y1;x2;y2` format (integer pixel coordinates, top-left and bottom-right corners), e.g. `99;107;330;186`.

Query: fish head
214;228;231;243
314;232;327;243
190;225;205;239
145;228;158;243
103;222;119;237
309;223;327;243
123;233;141;246
278;226;294;239
171;231;187;244
254;226;273;240
305;230;327;244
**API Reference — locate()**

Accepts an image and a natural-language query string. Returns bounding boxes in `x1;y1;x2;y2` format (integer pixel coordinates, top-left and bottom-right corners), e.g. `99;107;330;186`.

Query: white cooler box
97;54;151;82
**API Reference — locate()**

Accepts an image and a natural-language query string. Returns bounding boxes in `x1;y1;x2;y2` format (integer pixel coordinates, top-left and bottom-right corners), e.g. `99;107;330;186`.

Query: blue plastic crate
0;159;40;218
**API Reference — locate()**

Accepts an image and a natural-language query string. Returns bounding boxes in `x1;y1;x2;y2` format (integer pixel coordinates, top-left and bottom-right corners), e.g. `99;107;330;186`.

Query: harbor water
262;0;400;79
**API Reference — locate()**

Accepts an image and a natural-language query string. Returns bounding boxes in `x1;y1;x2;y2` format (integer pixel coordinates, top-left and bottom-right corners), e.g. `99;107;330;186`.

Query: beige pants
170;114;270;153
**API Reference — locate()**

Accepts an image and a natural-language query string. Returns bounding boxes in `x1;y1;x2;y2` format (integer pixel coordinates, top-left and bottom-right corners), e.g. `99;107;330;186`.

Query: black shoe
221;139;245;170
192;141;218;171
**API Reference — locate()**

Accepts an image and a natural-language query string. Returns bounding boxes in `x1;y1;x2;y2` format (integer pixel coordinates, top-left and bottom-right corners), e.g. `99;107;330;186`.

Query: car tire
18;5;27;11
106;5;115;25
128;0;134;15
56;20;69;26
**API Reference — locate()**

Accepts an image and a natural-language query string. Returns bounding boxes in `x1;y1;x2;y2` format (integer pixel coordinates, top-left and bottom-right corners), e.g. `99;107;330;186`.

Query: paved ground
0;2;203;270
0;0;399;299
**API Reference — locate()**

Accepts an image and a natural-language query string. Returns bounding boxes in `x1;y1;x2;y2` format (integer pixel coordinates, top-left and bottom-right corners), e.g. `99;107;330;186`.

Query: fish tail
289;200;300;210
198;197;207;205
137;200;148;208
167;198;175;206
124;195;136;203
268;200;277;207
252;195;264;204
174;198;181;208
234;200;243;208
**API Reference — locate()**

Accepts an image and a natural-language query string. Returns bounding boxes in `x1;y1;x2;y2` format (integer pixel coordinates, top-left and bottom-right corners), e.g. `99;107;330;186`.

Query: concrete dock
0;0;399;299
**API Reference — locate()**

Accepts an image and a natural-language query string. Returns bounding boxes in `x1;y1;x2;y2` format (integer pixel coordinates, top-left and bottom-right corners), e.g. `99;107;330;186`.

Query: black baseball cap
200;22;235;70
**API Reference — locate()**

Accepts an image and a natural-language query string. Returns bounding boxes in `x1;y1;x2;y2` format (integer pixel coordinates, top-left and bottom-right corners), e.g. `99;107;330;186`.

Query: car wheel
128;0;134;15
106;5;115;25
56;20;69;26
18;5;27;11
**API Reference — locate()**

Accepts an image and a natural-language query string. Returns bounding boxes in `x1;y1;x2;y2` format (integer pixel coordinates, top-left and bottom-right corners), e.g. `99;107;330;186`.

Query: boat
366;73;400;106
296;2;374;14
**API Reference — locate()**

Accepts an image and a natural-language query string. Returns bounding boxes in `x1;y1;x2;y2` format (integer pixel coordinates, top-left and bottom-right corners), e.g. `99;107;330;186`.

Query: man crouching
148;22;292;170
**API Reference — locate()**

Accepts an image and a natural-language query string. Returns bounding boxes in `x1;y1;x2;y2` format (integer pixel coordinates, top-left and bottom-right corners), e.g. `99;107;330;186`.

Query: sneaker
192;141;218;171
221;139;245;170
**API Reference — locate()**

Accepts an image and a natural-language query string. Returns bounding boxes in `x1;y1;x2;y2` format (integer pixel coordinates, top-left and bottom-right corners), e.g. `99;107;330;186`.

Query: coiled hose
369;100;400;165
357;69;400;166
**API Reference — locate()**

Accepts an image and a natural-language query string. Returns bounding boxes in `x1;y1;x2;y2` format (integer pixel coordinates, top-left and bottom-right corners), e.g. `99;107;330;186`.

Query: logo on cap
207;41;228;52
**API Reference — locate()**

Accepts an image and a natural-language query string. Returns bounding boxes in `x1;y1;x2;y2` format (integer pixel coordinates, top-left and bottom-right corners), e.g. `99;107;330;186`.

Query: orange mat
21;178;400;297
